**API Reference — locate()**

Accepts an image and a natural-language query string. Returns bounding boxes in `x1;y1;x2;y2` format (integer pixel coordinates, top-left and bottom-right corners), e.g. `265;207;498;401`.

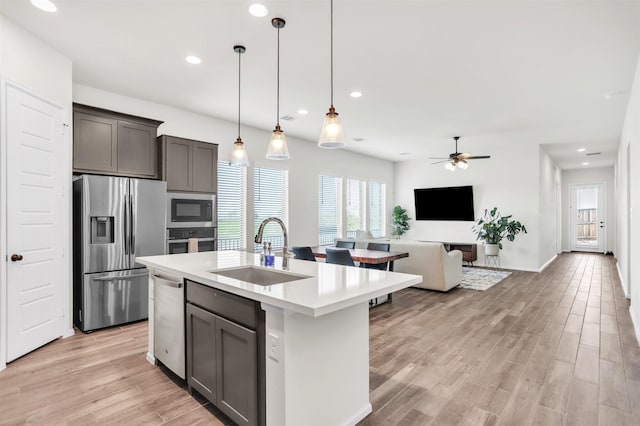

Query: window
346;178;365;238
369;182;386;238
318;175;342;245
254;166;288;251
217;161;247;251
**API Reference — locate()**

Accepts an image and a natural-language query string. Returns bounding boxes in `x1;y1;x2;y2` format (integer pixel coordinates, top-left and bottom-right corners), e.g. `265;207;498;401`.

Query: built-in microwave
166;192;215;228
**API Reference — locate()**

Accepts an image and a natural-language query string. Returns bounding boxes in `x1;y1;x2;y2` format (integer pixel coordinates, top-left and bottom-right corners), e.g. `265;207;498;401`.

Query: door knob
10;254;23;262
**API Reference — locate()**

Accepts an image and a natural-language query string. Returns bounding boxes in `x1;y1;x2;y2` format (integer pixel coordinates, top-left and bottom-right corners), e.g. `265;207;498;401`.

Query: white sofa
337;238;463;292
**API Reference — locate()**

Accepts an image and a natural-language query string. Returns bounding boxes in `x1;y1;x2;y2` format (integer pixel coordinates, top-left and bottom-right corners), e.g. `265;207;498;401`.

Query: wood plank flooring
363;253;640;425
0;252;638;425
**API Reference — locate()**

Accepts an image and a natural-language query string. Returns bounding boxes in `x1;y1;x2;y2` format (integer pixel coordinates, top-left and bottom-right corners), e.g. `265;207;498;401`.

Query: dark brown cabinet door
73;111;118;173
117;121;157;177
216;316;258;426
186;303;217;403
165;136;193;191
192;142;218;193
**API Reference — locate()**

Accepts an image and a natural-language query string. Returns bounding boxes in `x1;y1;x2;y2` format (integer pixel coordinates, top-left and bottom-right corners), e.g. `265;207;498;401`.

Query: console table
421;241;477;265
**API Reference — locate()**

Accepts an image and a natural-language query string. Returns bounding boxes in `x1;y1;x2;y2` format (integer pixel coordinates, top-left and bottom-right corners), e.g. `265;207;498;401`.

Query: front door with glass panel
570;183;605;253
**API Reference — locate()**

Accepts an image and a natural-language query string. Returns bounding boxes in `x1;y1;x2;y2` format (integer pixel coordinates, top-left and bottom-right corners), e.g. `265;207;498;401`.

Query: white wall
73;84;395;249
561;167;615;253
617;53;640;341
394;140;540;271
538;148;560;268
0;15;73;368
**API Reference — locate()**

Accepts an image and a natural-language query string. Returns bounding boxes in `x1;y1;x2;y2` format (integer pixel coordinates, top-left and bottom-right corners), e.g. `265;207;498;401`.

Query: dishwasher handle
153;274;183;288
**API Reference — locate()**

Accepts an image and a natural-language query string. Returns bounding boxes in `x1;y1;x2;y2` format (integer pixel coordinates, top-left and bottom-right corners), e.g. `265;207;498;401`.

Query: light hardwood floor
0;253;638;425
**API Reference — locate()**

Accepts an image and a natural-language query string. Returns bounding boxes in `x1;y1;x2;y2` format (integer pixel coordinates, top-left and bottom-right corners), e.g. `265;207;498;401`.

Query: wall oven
167;192;215;228
166;227;216;254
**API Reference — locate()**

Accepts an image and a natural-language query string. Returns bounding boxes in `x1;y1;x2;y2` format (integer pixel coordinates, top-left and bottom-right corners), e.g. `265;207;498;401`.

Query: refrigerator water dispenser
91;216;114;244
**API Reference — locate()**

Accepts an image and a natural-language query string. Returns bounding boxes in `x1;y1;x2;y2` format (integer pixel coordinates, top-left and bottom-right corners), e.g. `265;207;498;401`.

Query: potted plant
472;207;527;255
391;205;411;238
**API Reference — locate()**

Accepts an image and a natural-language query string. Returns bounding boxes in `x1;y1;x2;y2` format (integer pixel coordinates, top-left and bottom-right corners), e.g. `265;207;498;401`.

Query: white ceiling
2;0;639;168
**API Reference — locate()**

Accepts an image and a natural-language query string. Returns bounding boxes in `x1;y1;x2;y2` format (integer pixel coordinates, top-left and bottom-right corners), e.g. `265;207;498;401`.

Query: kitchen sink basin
210;266;311;286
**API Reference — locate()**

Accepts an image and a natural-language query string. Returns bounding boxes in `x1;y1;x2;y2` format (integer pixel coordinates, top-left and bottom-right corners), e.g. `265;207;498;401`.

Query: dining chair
364;242;390;270
291;246;317;261
325;247;355;267
335;240;356;249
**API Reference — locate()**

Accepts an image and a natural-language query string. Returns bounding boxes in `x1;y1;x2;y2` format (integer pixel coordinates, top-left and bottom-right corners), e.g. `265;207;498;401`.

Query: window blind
217;161;247;251
254;166;288;251
346;178;365;238
369;182;386;238
318;175;342;245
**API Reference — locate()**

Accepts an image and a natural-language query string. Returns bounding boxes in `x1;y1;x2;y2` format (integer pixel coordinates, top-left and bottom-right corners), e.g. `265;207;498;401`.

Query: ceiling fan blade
429;157;451;160
431;160;451;165
465;155;491;160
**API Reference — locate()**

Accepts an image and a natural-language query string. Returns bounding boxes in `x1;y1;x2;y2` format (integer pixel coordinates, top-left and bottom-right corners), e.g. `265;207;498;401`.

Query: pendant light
266;18;290;160
318;0;346;149
229;45;250;167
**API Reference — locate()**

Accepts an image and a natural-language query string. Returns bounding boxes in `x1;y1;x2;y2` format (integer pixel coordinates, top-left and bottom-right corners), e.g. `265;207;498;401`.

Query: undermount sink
210;266;311;286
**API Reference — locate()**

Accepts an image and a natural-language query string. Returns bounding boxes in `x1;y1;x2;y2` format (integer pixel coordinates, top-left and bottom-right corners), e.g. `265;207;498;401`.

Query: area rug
459;267;512;291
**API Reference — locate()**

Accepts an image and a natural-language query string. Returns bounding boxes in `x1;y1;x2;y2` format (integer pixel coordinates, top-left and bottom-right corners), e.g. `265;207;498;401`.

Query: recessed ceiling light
249;3;268;17
582;162;589;166
185;56;202;65
297;109;308;115
604;90;629;100
350;91;363;98
30;0;57;12
577;148;586;152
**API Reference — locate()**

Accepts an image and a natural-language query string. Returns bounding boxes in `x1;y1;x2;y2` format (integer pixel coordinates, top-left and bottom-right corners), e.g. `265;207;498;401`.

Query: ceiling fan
430;136;491;171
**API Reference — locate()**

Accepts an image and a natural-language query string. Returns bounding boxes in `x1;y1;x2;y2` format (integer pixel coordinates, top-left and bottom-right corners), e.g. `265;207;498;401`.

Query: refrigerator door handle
123;195;129;255
130;193;135;257
93;272;149;281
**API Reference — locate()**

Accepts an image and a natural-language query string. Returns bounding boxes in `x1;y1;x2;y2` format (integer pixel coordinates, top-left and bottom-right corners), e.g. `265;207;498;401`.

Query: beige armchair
388;241;462;292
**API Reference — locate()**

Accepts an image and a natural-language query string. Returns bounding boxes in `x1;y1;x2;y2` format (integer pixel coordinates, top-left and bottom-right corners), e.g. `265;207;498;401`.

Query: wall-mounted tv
414;185;475;221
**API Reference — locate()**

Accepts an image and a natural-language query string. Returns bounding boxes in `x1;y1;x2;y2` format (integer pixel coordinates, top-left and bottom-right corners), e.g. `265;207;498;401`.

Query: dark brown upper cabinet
73;104;163;178
159;135;218;194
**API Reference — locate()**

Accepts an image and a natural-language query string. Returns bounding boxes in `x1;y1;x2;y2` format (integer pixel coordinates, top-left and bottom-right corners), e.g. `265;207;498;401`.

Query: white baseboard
146;352;156;365
342;403;372;426
537;254;558;273
630;307;640;347
616;262;630;299
62;328;75;338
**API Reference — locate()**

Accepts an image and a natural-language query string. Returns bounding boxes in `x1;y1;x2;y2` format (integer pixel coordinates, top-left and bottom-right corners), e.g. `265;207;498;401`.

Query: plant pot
484;243;499;256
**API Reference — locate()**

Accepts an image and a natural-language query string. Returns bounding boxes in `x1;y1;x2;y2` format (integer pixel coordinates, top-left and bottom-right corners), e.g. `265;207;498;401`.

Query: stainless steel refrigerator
73;175;166;332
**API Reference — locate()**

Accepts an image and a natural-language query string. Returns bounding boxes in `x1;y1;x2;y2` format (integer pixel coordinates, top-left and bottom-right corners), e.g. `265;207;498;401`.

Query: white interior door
570;183;605;253
6;84;65;362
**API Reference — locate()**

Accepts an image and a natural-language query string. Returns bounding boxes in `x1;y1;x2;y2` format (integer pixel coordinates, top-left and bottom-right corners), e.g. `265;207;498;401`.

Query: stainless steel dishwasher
153;271;185;379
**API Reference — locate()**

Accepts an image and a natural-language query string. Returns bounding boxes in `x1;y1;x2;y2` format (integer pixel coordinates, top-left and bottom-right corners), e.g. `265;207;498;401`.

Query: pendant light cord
277;26;280;126
238;49;242;139
330;0;334;107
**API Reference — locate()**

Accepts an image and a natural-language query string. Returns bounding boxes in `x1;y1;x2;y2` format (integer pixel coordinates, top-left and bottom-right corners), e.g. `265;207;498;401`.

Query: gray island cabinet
137;251;422;426
186;280;265;426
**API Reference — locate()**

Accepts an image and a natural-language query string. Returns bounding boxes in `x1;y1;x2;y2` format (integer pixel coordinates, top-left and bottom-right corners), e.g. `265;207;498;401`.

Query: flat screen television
414;185;475;221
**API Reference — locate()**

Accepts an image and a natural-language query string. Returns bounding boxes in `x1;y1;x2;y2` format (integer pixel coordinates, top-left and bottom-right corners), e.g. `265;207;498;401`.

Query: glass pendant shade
445;161;456;171
266;125;290;159
230;137;249;167
230;45;249;167
318;107;346;149
457;160;469;170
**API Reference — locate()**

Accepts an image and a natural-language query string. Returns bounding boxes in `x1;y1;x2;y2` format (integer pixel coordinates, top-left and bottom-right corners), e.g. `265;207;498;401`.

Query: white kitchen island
137;251;421;426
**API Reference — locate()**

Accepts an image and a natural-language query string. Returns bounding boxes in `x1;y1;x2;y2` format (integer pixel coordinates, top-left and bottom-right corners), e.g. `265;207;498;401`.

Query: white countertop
137;251;422;317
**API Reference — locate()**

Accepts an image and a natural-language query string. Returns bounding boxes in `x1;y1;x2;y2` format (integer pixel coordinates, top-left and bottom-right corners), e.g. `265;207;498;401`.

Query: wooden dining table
309;246;409;272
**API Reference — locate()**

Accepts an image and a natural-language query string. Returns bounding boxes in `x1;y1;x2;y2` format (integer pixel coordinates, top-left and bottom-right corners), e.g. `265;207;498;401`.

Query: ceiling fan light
230;138;250;167
445;162;456;171
318;108;346;148
266;126;290;159
457;160;469;170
